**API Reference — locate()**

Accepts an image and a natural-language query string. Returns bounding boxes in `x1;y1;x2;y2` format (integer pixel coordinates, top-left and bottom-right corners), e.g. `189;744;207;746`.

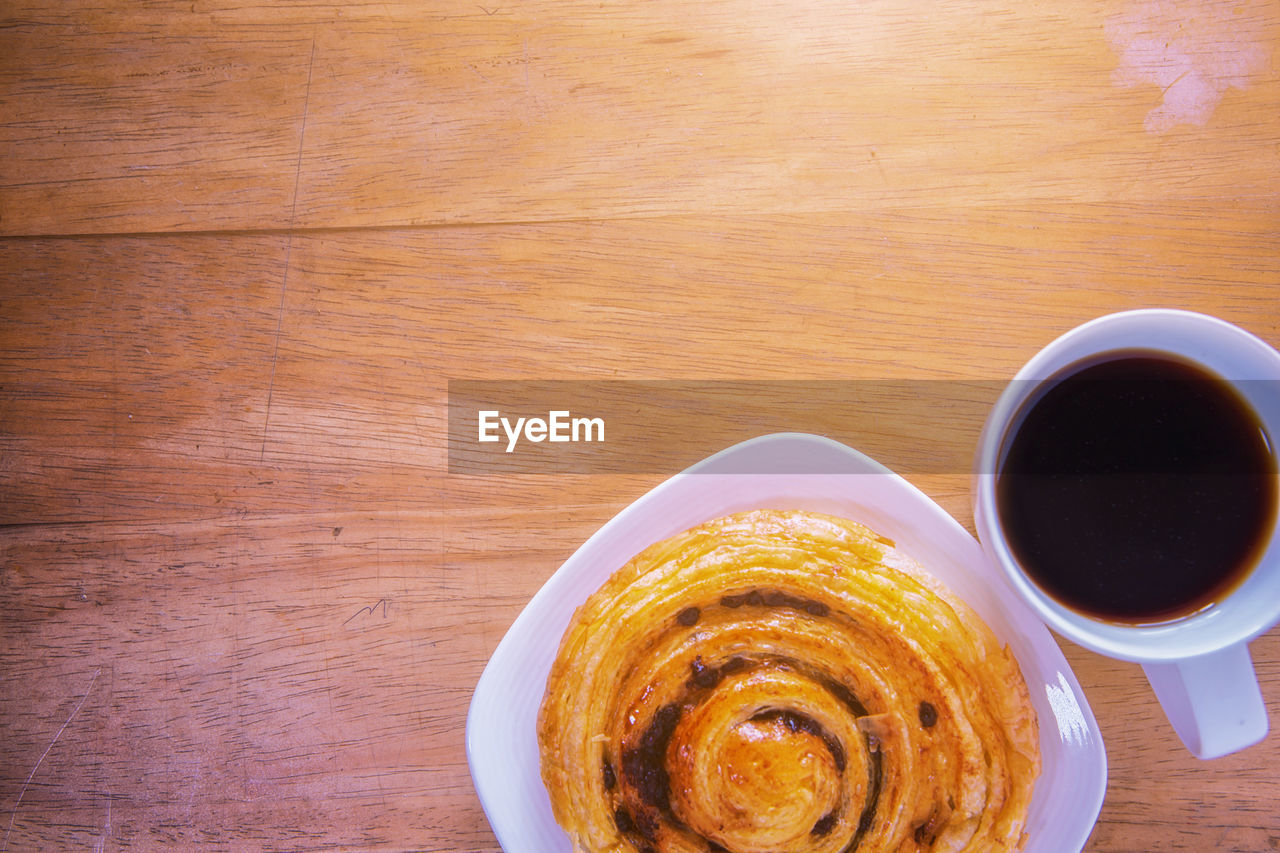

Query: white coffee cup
974;309;1280;759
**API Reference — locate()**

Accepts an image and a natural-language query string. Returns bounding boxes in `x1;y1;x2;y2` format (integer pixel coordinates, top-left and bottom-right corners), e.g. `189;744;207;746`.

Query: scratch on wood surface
91;797;110;853
343;598;391;626
2;668;102;851
261;35;318;463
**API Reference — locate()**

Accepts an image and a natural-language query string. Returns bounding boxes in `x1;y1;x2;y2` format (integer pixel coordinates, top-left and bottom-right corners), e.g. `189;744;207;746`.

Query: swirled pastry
538;509;1041;853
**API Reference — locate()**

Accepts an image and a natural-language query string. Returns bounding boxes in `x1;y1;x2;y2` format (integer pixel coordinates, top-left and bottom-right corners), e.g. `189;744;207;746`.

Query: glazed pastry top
538;509;1041;853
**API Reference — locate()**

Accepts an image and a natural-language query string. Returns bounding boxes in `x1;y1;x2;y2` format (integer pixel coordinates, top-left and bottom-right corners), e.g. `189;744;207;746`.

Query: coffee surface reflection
996;350;1277;624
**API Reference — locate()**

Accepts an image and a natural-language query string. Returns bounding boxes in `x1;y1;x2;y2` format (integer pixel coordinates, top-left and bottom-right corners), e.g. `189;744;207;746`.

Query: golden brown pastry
538;509;1041;853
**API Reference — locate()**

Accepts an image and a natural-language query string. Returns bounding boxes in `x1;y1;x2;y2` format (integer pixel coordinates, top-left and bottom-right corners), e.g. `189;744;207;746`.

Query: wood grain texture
3;0;1280;850
2;0;1278;235
4;206;1278;523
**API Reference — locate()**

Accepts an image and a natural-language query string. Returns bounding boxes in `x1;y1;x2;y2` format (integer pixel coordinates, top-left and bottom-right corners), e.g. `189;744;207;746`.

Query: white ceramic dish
466;433;1107;853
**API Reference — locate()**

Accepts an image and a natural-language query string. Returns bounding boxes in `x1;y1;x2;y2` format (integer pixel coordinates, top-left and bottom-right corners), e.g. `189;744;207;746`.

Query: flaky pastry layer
538;509;1041;853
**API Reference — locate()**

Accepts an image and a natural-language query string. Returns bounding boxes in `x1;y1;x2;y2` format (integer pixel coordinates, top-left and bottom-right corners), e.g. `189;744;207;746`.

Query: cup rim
973;309;1280;662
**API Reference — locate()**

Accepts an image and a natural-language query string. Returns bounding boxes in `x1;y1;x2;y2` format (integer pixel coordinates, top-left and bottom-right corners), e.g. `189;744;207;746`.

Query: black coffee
996;350;1277;623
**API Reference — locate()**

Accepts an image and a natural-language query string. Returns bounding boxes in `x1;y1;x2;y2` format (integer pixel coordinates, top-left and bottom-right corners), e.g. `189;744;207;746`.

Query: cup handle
1141;644;1269;759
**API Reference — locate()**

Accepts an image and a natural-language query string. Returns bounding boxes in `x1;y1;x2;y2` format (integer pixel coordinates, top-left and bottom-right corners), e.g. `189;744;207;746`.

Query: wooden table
2;1;1278;850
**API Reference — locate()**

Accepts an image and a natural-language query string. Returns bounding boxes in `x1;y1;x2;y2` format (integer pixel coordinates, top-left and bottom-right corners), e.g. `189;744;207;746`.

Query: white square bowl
466;433;1106;853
